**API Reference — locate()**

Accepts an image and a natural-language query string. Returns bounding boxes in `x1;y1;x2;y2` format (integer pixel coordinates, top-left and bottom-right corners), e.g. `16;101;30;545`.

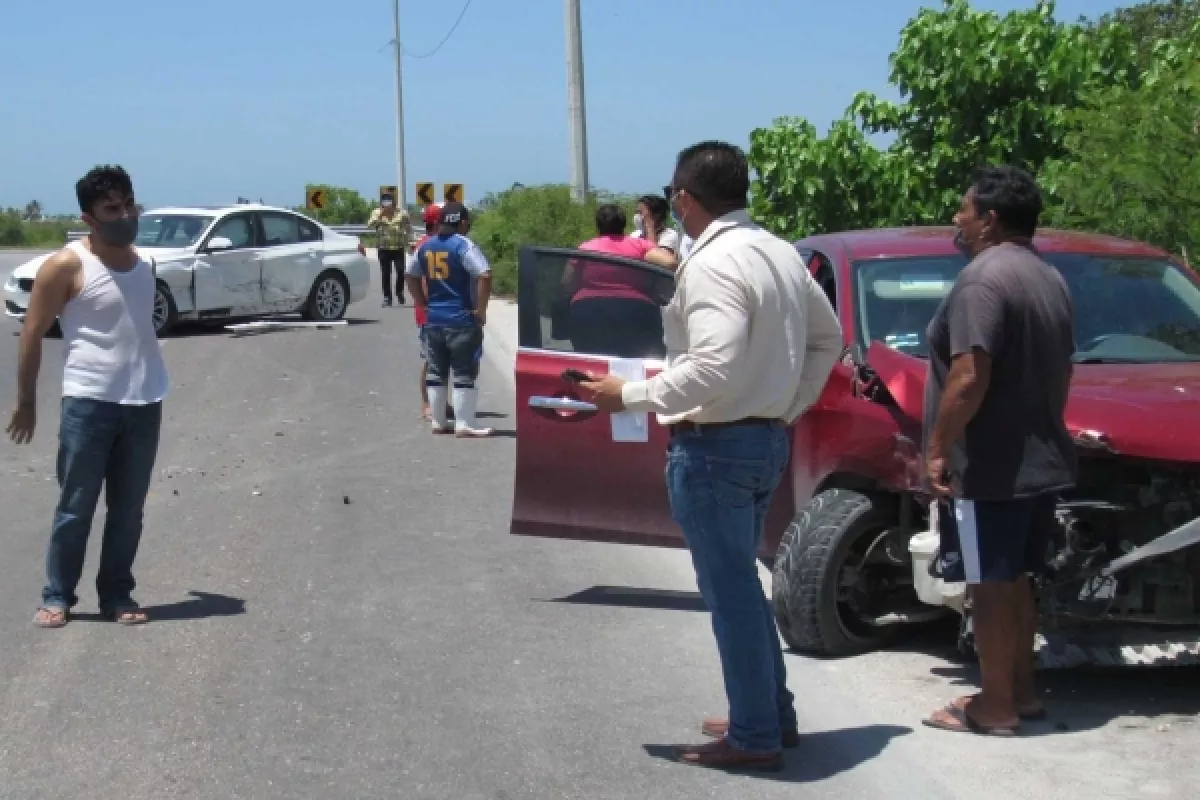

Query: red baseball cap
422;204;441;226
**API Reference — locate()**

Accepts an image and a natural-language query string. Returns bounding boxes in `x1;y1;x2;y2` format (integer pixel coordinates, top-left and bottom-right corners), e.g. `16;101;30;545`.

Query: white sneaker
455;425;493;439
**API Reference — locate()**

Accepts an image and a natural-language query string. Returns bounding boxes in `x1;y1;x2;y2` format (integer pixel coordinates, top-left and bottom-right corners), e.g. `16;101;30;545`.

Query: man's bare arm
474;274;492;324
928;348;992;463
644;247;679;271
17;251;79;406
406;275;427;307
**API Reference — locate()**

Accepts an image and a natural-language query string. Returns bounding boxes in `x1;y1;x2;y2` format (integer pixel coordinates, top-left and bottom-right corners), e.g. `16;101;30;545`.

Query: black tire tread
771;489;896;657
155;281;178;337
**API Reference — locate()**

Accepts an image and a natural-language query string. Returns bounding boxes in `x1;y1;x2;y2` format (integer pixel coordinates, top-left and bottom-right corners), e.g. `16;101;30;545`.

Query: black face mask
96;216;139;247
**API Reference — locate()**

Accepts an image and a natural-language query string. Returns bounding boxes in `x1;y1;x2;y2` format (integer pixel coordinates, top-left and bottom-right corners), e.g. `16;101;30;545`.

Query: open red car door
510;245;685;549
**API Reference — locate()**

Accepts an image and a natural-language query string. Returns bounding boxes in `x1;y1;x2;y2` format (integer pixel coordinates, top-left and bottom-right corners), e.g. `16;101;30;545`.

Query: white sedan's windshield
855;254;1200;363
136;214;214;248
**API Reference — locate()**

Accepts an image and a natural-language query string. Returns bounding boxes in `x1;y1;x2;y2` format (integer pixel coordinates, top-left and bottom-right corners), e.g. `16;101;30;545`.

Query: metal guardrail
65;224;392;243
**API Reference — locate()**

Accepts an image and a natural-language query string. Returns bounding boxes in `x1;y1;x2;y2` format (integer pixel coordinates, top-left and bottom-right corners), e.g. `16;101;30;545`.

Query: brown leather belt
669;418;783;435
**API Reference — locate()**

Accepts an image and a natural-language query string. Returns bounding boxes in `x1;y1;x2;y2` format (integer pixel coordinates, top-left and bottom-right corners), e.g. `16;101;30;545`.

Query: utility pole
564;0;589;203
393;0;408;209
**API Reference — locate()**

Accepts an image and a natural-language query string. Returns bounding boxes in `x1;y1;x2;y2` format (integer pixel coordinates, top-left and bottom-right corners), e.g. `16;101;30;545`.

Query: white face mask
633;212;644;233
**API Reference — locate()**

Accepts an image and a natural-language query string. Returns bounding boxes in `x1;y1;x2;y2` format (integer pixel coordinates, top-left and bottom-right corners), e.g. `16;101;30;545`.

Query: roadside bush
0;210;76;247
470;185;638;295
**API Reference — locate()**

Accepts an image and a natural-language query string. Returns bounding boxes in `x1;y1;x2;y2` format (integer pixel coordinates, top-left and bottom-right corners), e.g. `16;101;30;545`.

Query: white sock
429;386;450;430
452;387;492;436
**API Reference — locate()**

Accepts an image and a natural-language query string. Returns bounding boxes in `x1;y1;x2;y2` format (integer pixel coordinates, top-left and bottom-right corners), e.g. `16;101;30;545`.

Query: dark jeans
569;298;665;359
378;248;406;302
667;422;796;752
422;324;484;388
43;398;162;611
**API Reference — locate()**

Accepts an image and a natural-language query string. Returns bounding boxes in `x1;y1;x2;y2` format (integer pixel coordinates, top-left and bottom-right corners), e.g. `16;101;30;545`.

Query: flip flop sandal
33;607;68;629
102;606;149;625
923;705;1018;737
951;694;1046;721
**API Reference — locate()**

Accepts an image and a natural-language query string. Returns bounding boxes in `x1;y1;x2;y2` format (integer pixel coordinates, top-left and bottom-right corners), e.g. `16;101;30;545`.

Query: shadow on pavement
475;411;508;419
549;585;707;613
72;591;246;622
926;662;1200;737
642;724;913;782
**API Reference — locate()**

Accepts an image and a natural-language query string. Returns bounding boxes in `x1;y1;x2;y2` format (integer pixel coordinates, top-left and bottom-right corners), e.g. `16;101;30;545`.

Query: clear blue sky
1;0;1121;214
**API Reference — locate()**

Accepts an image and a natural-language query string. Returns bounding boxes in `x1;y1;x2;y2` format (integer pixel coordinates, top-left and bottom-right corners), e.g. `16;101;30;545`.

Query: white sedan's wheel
153;283;178;336
305;271;349;322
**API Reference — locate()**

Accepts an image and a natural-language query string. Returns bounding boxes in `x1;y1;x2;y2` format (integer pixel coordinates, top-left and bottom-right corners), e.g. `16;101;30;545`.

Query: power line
398;0;474;60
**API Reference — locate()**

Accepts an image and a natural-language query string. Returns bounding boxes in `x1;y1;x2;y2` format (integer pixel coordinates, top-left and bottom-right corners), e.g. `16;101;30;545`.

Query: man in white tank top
6;165;169;628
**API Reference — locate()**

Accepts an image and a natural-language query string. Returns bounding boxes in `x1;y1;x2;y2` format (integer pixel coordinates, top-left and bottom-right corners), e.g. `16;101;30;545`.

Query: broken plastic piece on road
225;320;349;337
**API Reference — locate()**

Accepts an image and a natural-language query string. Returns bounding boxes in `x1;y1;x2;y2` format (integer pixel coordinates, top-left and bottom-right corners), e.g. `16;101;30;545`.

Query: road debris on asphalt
225;320;348;337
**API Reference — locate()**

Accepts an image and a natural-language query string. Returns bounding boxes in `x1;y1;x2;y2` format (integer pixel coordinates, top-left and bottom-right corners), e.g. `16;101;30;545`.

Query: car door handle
529;396;598;412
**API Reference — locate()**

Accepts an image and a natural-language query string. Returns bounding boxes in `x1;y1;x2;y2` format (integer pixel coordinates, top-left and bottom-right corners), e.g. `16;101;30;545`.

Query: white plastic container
908;501;967;613
909;529;944;607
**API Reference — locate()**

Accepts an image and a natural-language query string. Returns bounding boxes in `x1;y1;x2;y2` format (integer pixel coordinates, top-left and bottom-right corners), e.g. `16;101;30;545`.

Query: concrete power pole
565;0;589;203
393;0;409;209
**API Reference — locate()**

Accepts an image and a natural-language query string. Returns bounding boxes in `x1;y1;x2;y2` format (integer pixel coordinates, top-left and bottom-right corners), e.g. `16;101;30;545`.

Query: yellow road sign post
416;182;435;206
443;183;464;204
305;187;327;211
379;185;398;204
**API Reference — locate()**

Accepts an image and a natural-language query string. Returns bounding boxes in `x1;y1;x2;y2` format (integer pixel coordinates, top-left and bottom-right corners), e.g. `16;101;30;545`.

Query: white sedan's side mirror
206;236;234;252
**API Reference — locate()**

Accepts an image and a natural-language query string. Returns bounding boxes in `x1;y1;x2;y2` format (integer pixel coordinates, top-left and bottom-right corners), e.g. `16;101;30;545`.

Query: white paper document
608;358;649;443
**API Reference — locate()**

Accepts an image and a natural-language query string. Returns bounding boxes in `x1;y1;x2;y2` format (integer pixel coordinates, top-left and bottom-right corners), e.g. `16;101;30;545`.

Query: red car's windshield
853;254;1200;363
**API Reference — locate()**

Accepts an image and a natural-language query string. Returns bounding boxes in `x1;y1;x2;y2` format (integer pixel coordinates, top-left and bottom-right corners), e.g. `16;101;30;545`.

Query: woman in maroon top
561;204;677;358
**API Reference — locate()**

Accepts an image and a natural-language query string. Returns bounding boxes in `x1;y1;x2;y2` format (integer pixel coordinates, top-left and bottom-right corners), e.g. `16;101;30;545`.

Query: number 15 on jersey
424;250;450;280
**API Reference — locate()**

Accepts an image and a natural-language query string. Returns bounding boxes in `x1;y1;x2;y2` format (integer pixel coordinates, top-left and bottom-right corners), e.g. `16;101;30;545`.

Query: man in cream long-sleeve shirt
582;141;842;771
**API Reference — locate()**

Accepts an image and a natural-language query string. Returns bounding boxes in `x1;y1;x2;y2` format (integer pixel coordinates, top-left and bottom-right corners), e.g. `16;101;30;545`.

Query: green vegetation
291;185;374;225
1042;23;1200;257
0;207;78;248
747;0;1200;262
468;185;637;294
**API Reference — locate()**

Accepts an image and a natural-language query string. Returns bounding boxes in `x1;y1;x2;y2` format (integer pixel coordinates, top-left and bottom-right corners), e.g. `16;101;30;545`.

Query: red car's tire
771;489;906;657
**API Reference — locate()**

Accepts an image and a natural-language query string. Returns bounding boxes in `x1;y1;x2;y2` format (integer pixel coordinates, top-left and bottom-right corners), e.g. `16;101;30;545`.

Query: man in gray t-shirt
922;166;1076;737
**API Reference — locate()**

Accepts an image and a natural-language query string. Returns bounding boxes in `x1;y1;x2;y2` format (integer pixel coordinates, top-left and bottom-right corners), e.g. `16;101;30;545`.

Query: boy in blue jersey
405;203;493;438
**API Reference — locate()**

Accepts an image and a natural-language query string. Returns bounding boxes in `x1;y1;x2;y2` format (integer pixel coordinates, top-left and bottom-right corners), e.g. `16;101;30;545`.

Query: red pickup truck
510;228;1200;668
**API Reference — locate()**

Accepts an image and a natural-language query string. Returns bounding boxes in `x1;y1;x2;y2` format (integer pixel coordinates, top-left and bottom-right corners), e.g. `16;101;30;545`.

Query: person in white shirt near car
7;165;169;629
630;194;681;257
581;141;843;771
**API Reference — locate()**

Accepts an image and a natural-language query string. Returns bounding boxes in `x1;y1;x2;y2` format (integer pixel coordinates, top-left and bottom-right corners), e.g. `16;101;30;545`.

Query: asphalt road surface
1;252;1199;799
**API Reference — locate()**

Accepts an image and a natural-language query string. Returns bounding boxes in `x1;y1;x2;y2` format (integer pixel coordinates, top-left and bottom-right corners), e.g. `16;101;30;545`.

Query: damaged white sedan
3;204;370;336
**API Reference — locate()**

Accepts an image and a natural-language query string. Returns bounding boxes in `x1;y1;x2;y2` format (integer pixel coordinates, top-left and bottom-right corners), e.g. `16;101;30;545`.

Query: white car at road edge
3;204;371;336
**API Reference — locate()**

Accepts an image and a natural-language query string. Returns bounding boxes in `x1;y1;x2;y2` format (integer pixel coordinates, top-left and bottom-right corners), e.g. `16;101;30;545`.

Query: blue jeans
43;398;162;611
667;422;795;752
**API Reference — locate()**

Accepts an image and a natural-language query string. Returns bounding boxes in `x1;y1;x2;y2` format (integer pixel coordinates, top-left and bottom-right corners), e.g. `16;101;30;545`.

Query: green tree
1043;23;1200;258
294;186;373;225
749;0;1139;240
469;185;637;294
1087;0;1200;69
